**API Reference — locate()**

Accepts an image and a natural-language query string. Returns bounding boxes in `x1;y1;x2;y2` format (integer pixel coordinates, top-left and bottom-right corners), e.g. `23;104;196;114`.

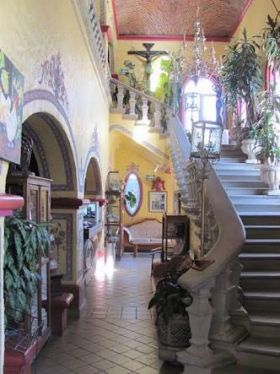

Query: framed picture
0;50;24;164
149;191;167;213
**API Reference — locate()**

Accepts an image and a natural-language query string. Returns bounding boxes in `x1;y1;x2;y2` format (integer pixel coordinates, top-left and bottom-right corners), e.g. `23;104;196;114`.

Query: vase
260;164;280;195
241;139;261;164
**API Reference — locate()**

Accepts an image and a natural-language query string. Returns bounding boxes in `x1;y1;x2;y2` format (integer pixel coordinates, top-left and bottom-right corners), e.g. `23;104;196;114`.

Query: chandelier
167;10;220;114
170;11;220;85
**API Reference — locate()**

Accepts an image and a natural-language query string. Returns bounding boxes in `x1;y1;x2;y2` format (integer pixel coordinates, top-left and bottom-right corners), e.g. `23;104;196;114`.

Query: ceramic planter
241;139;261;164
260;164;280;195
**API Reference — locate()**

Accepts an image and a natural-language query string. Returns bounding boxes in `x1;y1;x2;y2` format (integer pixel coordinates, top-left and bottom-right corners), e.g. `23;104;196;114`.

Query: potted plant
220;28;263;161
262;13;280;70
124;191;136;208
4;214;51;328
252;91;280;194
148;274;192;348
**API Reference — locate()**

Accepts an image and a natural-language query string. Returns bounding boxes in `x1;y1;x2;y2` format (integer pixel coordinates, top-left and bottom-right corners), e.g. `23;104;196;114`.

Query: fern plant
4;215;51;326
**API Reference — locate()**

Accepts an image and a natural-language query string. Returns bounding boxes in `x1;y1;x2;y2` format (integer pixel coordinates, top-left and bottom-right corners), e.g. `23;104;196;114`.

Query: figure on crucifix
128;43;168;92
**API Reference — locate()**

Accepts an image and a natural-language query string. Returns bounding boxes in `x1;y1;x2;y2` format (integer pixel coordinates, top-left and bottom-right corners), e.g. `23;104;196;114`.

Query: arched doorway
5;112;86;312
83;157;103;283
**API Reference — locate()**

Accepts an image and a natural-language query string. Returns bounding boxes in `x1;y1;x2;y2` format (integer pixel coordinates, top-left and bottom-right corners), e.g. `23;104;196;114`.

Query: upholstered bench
123;218;163;257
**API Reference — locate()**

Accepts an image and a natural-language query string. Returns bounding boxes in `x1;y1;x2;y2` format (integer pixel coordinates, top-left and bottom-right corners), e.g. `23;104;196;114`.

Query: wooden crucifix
128;43;168;91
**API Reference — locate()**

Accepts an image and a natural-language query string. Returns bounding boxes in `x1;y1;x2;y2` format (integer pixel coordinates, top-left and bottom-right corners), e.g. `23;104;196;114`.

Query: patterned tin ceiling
112;0;251;40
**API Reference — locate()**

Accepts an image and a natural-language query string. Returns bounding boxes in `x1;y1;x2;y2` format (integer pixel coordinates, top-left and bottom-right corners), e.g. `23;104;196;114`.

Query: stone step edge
250;313;280;327
237;337;280;357
241;271;280;278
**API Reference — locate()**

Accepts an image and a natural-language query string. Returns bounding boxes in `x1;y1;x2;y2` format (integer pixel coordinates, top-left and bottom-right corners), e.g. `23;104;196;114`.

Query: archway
83;157;103;283
6;112;79;284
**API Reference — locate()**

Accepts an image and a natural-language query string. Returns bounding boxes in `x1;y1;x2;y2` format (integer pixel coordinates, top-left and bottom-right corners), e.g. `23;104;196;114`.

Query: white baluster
177;280;235;374
141;98;149;123
209;261;249;348
117;84;124;112
129;91;136;116
153;103;161;130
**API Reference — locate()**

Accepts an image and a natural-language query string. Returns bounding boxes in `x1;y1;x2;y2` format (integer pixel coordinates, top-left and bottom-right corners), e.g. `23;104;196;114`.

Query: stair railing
167;112;247;371
110;78;166;132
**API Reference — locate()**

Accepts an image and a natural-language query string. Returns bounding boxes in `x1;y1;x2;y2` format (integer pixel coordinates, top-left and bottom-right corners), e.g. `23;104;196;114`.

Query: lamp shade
191;120;223;159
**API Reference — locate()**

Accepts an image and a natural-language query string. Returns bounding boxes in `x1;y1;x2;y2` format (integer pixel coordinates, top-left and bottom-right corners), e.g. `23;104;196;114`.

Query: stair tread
240;253;280;258
244;291;280;298
250;313;280;326
241;271;280;277
214;364;279;373
240;212;280;216
237;336;280;356
246;238;280;243
244;225;280;229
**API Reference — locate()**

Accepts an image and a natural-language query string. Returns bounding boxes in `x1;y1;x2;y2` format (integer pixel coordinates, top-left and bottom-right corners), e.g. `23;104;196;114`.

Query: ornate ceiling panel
113;0;251;39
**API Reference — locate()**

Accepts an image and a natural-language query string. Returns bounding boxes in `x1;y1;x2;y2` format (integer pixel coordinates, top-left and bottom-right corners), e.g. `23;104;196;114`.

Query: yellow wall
0;0;110;293
0;0;110;196
110;131;177;225
234;0;280;39
115;40;227;85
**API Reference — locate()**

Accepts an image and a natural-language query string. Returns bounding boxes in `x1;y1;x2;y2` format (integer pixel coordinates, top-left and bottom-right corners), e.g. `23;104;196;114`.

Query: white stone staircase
215;145;280;372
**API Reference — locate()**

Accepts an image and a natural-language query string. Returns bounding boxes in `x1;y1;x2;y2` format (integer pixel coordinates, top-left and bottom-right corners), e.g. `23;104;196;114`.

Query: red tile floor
32;254;183;374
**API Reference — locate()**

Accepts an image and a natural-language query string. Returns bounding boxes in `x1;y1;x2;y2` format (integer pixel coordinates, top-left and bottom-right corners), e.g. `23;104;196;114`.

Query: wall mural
0;50;24;164
38;53;69;110
50;213;73;281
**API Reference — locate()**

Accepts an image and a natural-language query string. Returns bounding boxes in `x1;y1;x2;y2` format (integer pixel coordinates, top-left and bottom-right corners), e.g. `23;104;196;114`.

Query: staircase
216;144;280;372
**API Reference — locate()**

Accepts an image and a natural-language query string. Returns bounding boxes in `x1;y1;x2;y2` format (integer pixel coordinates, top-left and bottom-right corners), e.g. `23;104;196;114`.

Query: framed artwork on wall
149;191;167;213
0;50;24;164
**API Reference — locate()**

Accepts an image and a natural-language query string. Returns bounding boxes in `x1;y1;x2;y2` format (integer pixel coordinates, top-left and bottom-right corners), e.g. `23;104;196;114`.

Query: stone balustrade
110;78;166;132
167;114;247;373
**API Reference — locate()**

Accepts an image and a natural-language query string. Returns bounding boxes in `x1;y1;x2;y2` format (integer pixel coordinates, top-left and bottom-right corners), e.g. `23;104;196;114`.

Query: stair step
214;364;279;373
222;180;266;188
234;202;280;215
220;156;246;163
240;253;280;270
243;291;280;312
243;239;280;253
241;215;280;225
250;313;280;327
215;162;260;170
218;174;261;181
226;187;267;195
241;271;280;290
232;196;280;204
238;336;280;357
245;226;280;239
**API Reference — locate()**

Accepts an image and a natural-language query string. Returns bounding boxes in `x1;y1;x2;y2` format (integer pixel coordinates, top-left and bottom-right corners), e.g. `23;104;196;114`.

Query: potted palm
220;28;263;162
262;13;280;70
252;91;280;194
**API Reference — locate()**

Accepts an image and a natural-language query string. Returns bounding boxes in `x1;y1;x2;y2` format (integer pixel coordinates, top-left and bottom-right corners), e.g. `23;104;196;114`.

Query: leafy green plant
4;215;51;325
148;274;192;324
251;90;280;163
220;28;263;131
124;191;136;208
262;13;280;70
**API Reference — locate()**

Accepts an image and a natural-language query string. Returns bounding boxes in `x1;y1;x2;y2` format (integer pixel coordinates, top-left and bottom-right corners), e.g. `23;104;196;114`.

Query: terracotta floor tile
32;255;185;374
